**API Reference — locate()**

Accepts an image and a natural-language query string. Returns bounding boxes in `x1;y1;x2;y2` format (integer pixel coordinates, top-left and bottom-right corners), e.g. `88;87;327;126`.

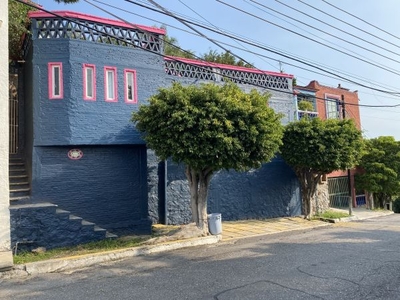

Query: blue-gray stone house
8;9;301;250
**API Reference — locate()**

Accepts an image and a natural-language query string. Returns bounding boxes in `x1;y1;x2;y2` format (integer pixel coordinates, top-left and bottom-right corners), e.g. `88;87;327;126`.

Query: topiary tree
355;136;400;208
280;118;363;219
132;82;283;233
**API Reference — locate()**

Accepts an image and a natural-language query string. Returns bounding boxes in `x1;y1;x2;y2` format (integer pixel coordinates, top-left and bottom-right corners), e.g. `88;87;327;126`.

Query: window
325;95;341;119
48;62;63;99
124;69;137;103
104;66;117;102
297;93;316;111
83;64;96;101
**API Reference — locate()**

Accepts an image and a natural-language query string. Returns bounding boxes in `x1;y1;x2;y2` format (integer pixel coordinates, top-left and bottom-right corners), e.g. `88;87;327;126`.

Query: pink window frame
124;69;138;104
83;63;96;101
48;62;63;99
104;66;118;102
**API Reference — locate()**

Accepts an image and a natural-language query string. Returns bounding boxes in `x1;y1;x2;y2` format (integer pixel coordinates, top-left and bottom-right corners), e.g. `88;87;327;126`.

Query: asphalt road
1;214;400;300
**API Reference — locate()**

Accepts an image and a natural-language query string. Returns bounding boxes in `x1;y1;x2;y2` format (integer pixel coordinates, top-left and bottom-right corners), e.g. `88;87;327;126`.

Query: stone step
9;182;29;188
9;195;31;203
10;188;30;198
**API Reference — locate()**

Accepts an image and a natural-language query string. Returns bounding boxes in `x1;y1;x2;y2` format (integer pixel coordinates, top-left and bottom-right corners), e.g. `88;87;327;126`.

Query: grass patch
316;210;350;219
14;225;181;264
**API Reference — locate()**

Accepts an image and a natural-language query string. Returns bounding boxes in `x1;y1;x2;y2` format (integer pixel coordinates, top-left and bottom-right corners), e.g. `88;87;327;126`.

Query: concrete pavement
0;208;394;279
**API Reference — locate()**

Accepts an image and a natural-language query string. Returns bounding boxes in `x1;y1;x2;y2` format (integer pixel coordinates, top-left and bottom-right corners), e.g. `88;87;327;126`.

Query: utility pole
341;95;353;216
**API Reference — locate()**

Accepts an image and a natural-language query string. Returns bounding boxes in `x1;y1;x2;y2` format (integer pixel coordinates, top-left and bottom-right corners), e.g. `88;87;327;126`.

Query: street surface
1;214;400;300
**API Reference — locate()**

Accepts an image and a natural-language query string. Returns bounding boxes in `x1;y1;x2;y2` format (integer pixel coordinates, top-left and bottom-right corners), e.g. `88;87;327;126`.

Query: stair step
10;175;28;179
56;208;71;214
10;182;29;186
81;220;95;226
9;195;30;202
10;187;30;193
9;162;25;166
69;214;83;221
105;232;118;239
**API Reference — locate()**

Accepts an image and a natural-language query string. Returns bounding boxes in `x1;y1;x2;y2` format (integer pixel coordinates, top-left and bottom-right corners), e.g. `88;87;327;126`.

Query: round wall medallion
68;149;83;160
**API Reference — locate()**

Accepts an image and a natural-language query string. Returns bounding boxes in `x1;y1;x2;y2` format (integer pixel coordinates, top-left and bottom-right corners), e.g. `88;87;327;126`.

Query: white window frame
104;66;117;102
48;62;63;99
83;63;96;101
124;69;137;103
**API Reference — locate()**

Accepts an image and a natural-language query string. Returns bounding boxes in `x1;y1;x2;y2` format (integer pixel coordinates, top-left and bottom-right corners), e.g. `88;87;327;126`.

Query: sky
35;0;400;140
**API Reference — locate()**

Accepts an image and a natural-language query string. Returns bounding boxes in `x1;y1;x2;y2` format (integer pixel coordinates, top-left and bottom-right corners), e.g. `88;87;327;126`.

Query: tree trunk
296;169;321;220
185;166;213;234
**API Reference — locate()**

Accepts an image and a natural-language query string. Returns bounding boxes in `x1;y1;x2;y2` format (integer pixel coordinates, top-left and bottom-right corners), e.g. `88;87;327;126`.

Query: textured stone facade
312;182;330;215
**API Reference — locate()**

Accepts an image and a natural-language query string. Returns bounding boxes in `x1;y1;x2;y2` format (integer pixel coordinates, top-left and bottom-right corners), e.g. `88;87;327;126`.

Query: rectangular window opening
83;64;96;101
104;66;117;102
48;62;63;99
124;69;137;103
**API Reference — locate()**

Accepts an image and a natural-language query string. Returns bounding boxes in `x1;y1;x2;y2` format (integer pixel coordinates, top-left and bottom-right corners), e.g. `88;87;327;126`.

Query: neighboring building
7;9;301;250
294;80;364;213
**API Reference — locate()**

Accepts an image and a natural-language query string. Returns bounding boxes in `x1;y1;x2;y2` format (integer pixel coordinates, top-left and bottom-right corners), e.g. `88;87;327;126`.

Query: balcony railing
165;57;293;91
28;11;165;54
298;110;319;120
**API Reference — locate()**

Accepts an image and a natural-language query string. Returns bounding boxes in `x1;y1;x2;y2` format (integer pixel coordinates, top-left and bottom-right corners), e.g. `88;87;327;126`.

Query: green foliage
132;82;283;172
281;118;363;174
280;118;363;217
201;49;253;67
355;136;400;208
8;0;37;60
164;33;195;58
316;210;349;219
298;100;314;111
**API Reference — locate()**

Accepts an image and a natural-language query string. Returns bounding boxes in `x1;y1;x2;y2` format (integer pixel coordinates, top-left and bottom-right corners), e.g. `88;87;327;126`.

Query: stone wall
312;181;330;215
165;157;301;225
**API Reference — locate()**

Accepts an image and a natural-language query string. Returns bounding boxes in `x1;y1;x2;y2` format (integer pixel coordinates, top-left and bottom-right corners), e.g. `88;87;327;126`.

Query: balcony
298;110;319;120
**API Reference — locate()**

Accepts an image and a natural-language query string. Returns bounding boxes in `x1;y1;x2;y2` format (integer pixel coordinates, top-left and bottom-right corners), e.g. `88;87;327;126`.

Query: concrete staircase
10;203;117;251
8;157;117;250
9;156;30;201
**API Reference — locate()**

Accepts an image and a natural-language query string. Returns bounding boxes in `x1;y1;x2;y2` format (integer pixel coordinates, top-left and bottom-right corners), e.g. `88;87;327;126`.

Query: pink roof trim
165;56;294;79
28;10;166;35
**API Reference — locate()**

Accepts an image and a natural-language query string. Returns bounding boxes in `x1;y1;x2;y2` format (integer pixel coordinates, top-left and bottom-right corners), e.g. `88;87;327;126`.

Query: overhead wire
124;0;400;95
15;0;400;109
270;0;400;62
216;0;400;78
92;0;400;94
321;0;400;43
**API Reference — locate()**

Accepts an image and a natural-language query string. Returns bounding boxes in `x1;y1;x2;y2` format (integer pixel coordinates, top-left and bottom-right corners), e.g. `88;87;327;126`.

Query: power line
321;0;400;43
270;0;400;62
125;0;400;95
92;0;400;94
16;0;400;108
177;0;278;71
216;0;400;79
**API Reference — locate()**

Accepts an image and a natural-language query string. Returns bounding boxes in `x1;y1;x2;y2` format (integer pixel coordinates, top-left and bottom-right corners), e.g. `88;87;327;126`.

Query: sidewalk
0;208;394;279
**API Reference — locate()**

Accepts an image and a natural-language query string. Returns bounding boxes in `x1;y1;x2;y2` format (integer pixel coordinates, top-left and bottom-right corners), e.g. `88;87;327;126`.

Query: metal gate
9;74;19;154
328;177;350;208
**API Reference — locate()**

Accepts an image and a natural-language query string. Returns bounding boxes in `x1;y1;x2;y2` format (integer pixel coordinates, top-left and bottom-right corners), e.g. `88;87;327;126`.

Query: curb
0;235;221;279
320;210;394;223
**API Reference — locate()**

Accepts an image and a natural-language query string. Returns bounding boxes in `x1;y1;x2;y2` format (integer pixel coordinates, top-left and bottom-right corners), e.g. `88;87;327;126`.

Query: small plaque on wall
68;149;83;160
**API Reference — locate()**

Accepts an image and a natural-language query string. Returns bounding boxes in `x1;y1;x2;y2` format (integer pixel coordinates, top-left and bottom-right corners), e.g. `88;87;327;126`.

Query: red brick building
295;81;363;210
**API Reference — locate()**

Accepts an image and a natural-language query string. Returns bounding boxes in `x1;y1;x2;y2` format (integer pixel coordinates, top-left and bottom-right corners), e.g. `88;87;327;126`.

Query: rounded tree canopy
132;82;283;172
280;117;363;174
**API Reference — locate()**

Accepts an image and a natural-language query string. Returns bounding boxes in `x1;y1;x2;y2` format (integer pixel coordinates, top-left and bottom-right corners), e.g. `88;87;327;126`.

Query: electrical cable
91;0;400;94
15;0;400;108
